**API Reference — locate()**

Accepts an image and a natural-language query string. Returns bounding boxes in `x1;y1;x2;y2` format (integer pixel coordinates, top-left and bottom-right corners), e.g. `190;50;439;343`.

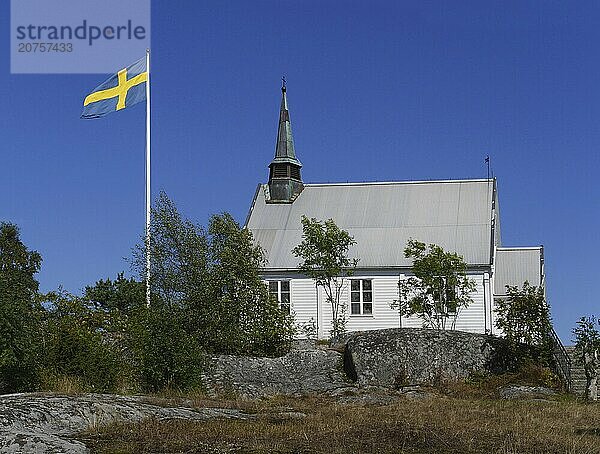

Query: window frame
267;280;291;315
350;278;373;316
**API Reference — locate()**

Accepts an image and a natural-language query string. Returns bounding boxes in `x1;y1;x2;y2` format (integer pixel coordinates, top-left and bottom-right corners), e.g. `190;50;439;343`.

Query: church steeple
268;79;304;202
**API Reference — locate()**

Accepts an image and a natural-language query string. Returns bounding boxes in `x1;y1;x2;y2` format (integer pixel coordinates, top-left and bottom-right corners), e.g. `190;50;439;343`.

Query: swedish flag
81;57;147;119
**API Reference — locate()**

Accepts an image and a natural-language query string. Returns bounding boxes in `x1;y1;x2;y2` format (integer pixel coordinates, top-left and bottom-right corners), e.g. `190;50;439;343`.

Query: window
432;276;458;316
350;279;373;315
268;280;291;314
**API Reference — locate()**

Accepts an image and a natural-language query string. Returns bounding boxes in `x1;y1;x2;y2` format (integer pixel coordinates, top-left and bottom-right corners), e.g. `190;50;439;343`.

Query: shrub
40;290;124;392
495;282;554;367
128;304;205;392
572;316;600;401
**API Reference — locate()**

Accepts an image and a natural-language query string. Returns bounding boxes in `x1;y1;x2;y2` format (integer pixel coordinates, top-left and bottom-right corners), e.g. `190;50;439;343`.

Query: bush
40;290;125;393
495;282;554;367
128;304;205;392
572;316;600;401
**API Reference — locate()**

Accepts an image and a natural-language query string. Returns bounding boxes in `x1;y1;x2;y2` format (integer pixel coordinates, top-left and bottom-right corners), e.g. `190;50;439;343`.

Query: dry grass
81;393;600;454
40;374;87;395
434;366;565;400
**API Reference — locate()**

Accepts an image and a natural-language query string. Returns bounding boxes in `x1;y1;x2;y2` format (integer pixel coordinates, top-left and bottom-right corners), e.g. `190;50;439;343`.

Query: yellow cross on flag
81;57;147;119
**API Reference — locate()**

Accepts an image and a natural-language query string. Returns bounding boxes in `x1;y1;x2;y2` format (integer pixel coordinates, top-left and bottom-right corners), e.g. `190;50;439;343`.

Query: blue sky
1;1;598;342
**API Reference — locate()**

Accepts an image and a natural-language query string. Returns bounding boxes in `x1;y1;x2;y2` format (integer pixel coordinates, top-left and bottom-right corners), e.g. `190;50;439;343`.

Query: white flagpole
145;48;151;308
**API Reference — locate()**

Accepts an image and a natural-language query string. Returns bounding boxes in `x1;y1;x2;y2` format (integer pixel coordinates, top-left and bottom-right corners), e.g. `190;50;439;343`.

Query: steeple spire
268;80;304;202
273;77;301;165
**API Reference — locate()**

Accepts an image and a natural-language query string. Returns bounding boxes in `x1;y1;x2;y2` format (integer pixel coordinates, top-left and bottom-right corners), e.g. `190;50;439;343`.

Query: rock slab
0;393;250;453
499;385;556;400
202;349;355;398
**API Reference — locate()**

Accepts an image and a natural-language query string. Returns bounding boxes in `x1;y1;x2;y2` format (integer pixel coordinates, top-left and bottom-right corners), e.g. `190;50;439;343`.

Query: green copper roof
271;85;302;167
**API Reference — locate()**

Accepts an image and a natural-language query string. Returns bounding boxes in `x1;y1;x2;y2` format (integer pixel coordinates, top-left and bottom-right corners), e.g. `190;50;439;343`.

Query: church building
245;84;544;339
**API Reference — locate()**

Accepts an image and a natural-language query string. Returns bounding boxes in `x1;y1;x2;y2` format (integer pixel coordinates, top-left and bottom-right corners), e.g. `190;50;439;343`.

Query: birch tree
292;216;358;338
392;239;475;330
573;316;600;401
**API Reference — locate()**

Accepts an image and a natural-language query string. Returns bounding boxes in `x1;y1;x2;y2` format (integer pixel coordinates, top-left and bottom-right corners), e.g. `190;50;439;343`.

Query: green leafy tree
84;272;145;314
292;216;358;338
132;192;294;380
495;282;553;361
130;194;210;390
392;239;475;330
206;213;295;356
0;222;42;392
572;316;600;401
83;274;146;389
133;191;209;308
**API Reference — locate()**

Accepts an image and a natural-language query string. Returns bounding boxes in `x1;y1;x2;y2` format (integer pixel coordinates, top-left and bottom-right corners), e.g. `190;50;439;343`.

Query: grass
80;391;600;453
39;374;87;395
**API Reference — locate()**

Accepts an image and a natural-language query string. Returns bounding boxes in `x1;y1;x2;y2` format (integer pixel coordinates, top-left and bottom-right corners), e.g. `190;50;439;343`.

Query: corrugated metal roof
494;247;543;295
246;179;496;269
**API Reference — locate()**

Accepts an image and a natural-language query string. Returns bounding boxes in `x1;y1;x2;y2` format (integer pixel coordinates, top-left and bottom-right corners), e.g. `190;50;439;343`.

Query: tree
0;222;42;392
84;272;145;314
292;216;358;338
495;282;554;361
133;191;209;309
391;239;475;330
205;213;295;356
572;316;600;401
128;303;205;392
133;192;294;363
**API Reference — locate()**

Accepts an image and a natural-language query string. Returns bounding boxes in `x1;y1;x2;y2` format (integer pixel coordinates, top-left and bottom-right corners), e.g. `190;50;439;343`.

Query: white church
245;85;544;339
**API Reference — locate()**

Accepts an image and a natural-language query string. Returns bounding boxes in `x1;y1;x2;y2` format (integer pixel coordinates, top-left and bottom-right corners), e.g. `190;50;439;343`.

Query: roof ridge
300;178;494;187
497;246;543;251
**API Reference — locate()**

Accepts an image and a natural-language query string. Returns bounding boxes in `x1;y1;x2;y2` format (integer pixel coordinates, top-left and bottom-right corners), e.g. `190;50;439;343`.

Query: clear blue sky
1;1;598;342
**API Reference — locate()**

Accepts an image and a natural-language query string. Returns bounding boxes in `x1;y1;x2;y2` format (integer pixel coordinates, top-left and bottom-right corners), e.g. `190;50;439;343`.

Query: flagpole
145;48;151;308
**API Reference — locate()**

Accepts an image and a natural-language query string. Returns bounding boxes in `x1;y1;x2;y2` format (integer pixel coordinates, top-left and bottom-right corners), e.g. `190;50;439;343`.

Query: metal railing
549;328;572;391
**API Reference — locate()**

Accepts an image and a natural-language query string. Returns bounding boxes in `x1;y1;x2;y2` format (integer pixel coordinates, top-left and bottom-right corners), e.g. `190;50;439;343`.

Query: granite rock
0;393;250;453
499;385;556;400
202;349;355;398
345;328;510;388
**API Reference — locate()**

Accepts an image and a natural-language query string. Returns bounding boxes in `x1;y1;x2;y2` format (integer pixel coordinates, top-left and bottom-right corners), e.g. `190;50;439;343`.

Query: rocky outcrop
202;349;355;398
201;329;515;397
0;393;251;453
201;329;521;396
0;329;566;452
345;328;509;388
499;385;556;400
